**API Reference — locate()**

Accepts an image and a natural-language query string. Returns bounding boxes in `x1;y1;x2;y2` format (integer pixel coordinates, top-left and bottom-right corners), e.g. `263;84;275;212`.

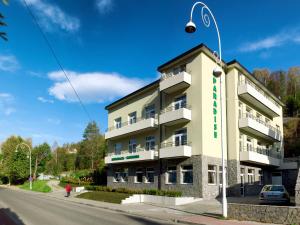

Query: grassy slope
283;117;300;157
76;191;131;204
20;180;52;193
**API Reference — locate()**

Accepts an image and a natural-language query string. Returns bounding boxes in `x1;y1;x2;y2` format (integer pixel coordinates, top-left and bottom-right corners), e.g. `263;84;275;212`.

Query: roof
105;79;160;110
157;43;226;72
226;60;284;106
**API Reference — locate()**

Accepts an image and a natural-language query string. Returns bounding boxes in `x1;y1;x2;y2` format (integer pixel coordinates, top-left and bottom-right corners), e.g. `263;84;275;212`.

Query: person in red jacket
65;183;72;197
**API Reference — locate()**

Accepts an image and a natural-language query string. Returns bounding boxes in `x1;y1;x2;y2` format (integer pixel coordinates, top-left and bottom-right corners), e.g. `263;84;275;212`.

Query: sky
0;0;300;146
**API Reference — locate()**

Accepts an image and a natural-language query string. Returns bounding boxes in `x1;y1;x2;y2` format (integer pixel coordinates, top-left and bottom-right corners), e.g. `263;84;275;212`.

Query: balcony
159;142;192;158
105;147;158;164
160;71;191;93
240;146;281;167
105;117;158;140
238;79;281;117
239;114;281;142
159;105;191;126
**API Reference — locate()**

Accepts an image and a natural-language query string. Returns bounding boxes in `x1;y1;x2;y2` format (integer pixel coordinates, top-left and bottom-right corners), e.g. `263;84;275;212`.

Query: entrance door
272;172;282;185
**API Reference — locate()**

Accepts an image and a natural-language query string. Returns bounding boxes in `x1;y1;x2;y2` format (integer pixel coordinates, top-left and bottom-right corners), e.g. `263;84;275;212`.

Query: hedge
84;186;182;197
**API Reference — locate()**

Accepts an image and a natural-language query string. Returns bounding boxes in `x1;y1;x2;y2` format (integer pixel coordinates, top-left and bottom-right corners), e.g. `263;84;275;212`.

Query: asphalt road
0;188;177;225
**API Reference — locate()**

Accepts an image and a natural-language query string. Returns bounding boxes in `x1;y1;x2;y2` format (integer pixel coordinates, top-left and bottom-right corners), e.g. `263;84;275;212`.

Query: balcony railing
106;115;158;132
107;146;158;157
239;78;280;108
240;113;280;134
160;141;191;148
240;146;281;159
160;104;191;114
160;70;190;81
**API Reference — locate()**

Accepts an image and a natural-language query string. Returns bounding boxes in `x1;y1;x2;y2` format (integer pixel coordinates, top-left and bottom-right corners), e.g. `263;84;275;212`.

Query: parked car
259;185;290;205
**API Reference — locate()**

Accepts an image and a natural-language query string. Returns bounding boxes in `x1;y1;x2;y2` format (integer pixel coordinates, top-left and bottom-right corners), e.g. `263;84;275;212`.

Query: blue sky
0;0;299;146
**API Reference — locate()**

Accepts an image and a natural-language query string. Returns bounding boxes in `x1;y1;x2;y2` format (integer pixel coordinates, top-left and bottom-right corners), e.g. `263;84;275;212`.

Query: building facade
104;44;285;199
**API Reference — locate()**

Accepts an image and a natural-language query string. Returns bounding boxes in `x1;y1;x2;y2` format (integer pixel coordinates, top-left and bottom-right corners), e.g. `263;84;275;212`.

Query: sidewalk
1;185;276;225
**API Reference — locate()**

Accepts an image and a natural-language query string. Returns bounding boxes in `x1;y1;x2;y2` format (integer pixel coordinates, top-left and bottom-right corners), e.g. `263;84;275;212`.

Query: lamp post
185;2;227;217
15;142;32;190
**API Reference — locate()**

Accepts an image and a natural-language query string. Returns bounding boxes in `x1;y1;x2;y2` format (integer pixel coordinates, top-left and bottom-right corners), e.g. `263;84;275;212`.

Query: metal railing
160;141;191;148
160;104;191;114
107;146;158;157
160;71;190;81
240;113;281;134
239;78;280;108
240;146;281;159
106;114;158;132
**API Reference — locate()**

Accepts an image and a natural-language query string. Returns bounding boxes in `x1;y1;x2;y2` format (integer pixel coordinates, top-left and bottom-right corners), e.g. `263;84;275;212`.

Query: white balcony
159;107;191;126
105;118;158;140
160;71;191;93
105;149;158;164
239;115;281;142
240;147;281;167
159;142;192;158
238;80;281;117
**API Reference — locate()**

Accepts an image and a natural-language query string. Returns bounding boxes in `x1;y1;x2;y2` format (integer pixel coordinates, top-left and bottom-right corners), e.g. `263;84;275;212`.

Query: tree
253;69;270;85
0;0;8;41
32;143;52;179
1;136;31;184
83;121;100;140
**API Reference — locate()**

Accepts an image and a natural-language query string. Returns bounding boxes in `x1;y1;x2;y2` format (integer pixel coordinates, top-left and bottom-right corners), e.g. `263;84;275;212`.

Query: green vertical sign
213;77;218;139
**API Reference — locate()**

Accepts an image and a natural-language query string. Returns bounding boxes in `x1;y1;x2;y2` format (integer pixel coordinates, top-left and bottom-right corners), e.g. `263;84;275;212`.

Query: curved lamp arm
16;142;32;153
189;2;222;66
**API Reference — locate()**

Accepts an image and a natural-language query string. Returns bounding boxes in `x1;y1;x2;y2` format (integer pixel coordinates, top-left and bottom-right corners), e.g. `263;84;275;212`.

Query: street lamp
15;142;32;190
185;2;227;218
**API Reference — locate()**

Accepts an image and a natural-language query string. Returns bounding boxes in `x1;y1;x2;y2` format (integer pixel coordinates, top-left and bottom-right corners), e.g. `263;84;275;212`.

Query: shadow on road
125;214;171;225
0;208;25;225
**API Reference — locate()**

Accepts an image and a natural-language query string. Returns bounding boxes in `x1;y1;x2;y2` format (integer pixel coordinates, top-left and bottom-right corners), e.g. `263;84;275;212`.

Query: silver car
259;185;290;205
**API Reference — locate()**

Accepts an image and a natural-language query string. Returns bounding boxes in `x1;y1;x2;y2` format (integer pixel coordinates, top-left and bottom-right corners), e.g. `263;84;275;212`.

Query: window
166;166;177;184
246;136;253;151
246;107;252;117
114;168;128;183
208;165;217;185
256;112;262;120
174;95;187;110
265;118;270;124
114;117;122;129
174;128;187;146
181;165;193;184
135;168;143;183
114;143;122;155
145;168;154;183
258;170;263;185
248;169;255;184
128;112;137;124
129;139;137;153
145;105;155;119
238;102;242;119
276;125;280;131
219;166;227;185
145;136;155;150
173;64;186;75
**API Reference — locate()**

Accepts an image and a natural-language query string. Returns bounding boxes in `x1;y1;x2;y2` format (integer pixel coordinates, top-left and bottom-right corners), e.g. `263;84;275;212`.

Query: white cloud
37;96;54;104
0;54;20;72
25;0;80;32
239;27;300;52
48;70;146;103
0;93;16;116
96;0;113;14
47;118;61;125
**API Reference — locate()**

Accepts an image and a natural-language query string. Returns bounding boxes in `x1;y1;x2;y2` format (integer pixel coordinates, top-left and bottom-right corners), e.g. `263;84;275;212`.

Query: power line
22;0;93;122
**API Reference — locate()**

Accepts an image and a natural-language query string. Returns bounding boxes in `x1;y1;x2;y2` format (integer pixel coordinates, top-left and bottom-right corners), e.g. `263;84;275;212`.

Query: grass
20;180;52;193
76;191;131;204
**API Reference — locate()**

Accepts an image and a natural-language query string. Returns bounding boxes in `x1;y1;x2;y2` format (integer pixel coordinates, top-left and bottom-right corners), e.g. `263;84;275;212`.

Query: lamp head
185;21;196;33
213;67;222;77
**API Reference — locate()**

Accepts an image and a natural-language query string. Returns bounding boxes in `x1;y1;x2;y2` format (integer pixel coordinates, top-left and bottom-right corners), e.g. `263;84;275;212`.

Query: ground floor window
181;165;193;184
114;168;128;183
219;166;227;185
248;169;255;184
145;168;154;183
166;166;177;184
135;168;144;183
208;165;217;185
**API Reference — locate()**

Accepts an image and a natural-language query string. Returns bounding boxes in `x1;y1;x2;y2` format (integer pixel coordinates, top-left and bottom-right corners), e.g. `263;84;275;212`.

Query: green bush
84;185;182;197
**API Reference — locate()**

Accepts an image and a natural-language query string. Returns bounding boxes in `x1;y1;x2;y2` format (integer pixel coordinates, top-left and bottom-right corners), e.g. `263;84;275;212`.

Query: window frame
128;112;137;124
114;143;122;155
166;166;177;184
145;136;155;151
247;168;255;185
145;105;156;119
114;117;122;129
208;165;217;185
135;168;144;183
145;168;155;183
129;139;137;154
181;165;193;184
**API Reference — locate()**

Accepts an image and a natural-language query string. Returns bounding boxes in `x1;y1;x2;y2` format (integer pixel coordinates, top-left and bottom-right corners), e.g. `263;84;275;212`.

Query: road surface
0;187;177;225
